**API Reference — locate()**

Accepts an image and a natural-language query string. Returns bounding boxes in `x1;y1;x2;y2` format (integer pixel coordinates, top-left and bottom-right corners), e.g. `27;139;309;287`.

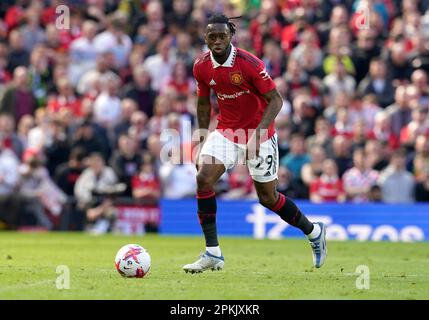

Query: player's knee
196;172;214;190
258;193;277;209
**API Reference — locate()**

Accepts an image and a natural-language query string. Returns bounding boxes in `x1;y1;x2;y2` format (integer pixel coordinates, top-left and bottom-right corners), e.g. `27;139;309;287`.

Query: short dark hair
207;14;241;36
69;147;86;162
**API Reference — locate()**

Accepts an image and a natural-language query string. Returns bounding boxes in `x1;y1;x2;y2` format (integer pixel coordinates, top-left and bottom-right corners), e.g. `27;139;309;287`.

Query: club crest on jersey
230;71;243;85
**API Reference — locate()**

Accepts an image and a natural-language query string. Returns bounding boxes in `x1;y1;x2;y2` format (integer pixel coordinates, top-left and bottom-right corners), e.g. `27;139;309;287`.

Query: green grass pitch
0;232;428;300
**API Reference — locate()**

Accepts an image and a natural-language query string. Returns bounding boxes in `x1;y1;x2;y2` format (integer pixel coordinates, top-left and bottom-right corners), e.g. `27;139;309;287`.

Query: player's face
205;23;231;57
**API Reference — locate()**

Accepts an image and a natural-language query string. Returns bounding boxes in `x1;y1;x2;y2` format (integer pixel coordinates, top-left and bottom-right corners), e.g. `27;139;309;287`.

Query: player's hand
194;143;204;172
194;131;208;172
195;148;201;171
246;132;260;160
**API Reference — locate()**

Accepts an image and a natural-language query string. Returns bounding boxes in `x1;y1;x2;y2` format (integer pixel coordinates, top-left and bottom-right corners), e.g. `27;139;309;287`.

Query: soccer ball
115;244;151;278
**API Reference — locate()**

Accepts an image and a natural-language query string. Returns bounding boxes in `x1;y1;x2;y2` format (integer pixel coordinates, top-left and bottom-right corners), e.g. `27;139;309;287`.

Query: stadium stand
0;0;428;233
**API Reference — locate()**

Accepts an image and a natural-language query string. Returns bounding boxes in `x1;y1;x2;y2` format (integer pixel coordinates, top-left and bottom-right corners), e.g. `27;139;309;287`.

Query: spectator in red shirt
343;148;379;203
131;154;161;232
310;158;346;203
332;108;353;138
281;0;318;22
249;0;282;57
47;78;82;117
132;155;161;204
281;7;318;54
301;145;326;187
399;106;429;147
368;111;399;149
4;0;26;30
161;60;195;98
45;23;72;55
41;0;62;26
368;110;399;150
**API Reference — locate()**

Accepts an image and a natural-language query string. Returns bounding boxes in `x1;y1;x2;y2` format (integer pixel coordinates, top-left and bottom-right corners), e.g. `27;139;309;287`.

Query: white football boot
183;251;225;273
309;222;327;268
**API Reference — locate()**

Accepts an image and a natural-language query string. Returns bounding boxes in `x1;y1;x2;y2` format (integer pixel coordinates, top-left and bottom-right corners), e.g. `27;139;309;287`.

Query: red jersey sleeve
193;60;210;97
248;59;276;96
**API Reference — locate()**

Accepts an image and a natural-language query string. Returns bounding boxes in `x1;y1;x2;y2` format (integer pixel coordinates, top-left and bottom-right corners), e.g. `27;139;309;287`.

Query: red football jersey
310;176;344;202
193;44;277;143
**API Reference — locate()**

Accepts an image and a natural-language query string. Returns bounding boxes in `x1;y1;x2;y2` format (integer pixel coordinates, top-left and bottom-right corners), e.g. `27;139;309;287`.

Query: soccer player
183;15;327;273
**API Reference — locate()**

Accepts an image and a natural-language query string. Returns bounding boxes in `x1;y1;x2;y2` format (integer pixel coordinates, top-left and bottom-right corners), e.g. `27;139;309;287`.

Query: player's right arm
193;58;211;169
196;95;211;141
194;59;211;134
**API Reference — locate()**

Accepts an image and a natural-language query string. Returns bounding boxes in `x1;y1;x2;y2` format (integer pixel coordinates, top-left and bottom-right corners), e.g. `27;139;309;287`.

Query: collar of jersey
210;44;237;68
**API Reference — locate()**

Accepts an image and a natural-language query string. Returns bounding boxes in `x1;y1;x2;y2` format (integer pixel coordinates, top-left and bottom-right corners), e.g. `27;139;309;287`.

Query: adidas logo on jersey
209;79;216;86
264;171;271;177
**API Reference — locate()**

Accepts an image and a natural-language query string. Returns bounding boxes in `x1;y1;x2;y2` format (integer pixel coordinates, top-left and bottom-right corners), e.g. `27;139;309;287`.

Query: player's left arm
250;59;283;135
247;88;282;159
257;88;283;131
246;58;283;159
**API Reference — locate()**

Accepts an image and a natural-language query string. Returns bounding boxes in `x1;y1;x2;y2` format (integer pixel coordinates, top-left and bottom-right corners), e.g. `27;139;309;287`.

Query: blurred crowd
0;0;429;230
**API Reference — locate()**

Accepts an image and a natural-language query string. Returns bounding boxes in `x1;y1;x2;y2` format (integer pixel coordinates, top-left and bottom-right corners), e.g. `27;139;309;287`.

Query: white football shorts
199;130;279;183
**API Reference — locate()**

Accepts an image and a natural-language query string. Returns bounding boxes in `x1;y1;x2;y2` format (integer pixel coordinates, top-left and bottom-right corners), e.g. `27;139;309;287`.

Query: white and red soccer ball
115;244;151;278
